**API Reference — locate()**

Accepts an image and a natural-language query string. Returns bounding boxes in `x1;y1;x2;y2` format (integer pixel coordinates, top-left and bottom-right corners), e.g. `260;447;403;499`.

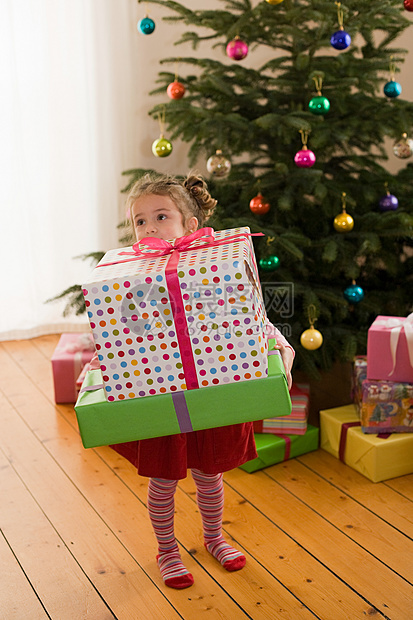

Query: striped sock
147;478;194;589
191;469;246;572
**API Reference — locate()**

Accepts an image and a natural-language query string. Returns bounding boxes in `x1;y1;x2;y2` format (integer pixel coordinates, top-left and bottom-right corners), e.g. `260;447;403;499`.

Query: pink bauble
226;37;248;61
294;148;316;168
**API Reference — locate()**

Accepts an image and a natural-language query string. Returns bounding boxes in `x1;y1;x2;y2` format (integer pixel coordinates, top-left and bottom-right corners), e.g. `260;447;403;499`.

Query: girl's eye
157;214;167;221
136;219;145;226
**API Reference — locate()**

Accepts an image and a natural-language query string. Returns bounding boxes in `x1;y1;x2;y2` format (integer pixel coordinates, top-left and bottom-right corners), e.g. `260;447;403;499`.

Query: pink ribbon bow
99;227;264;268
127;227;215;257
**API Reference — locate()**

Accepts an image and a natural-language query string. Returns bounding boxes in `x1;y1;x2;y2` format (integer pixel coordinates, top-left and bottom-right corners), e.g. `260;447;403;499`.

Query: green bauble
259;255;280;271
152;137;173;158
308;95;330;115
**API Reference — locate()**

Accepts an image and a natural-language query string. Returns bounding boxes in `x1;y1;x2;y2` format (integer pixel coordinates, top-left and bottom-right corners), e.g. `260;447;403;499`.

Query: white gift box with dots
82;227;268;402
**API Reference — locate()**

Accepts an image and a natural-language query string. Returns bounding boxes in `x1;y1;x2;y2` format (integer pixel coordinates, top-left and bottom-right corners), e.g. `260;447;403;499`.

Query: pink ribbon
97;227;264;392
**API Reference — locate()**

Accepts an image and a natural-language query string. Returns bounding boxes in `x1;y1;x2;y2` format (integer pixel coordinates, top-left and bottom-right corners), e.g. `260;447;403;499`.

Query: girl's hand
274;344;294;390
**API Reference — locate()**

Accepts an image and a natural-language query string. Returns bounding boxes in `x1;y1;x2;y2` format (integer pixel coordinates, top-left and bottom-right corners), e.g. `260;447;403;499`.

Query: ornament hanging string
158;105;166;138
299;129;310;148
174;59;181;82
313;75;323;95
341;191;347;212
335;2;344;30
389;56;396;81
307;303;318;328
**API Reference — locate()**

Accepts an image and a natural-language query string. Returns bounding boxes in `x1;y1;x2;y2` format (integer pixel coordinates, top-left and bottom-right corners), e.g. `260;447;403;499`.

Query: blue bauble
344;283;364;304
383;80;402;98
330;30;351;50
379;193;398;211
138;17;155;35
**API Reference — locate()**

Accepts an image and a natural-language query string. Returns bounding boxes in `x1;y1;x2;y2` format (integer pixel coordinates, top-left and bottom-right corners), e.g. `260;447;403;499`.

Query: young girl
93;173;295;590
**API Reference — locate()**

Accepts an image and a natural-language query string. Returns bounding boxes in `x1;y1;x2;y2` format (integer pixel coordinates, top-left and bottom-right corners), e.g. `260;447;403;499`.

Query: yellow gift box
320;405;413;483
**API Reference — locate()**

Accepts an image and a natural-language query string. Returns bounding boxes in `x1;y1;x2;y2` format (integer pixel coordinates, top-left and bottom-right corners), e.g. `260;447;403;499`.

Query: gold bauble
300;326;323;350
266;0;284;4
333;211;354;232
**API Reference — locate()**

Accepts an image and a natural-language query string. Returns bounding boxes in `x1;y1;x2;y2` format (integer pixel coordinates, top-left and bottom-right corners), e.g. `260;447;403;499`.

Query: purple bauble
226;37;248;61
330;29;351;50
294;148;316;168
379;193;399;211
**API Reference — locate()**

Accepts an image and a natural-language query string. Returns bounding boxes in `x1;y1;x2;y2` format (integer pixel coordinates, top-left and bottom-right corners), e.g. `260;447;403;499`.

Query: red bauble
404;0;413;11
249;193;270;214
167;81;186;100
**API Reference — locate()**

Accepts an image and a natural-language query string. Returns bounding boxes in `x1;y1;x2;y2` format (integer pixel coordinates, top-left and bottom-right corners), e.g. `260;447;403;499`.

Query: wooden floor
0;335;412;620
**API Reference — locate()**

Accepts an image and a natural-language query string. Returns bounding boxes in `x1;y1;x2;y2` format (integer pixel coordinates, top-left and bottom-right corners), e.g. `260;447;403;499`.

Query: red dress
110;422;257;480
91;322;293;480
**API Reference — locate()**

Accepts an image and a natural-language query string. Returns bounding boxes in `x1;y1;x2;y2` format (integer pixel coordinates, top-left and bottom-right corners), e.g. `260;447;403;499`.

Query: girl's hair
126;172;217;231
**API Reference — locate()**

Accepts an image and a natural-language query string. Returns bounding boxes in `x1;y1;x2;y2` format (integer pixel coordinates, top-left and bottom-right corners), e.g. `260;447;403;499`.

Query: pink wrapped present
253;383;309;435
367;314;413;383
51;333;95;403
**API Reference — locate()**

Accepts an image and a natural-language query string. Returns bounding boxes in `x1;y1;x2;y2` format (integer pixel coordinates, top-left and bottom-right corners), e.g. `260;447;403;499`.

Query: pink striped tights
147;469;245;589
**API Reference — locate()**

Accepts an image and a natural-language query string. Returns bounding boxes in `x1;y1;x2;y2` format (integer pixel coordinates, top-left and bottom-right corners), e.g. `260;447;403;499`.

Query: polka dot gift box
82;227;268;402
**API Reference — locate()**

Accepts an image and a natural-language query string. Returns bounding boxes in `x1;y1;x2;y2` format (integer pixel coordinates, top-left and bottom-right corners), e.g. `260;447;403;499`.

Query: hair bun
184;174;217;222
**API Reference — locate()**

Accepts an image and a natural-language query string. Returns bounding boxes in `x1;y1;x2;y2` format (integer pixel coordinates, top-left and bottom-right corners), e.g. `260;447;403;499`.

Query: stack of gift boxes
52;228;321;471
71;227;296;451
240;383;319;473
320;314;413;482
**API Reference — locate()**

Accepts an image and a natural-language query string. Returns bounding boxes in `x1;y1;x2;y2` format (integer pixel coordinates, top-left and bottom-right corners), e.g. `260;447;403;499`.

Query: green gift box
75;339;291;448
239;425;319;473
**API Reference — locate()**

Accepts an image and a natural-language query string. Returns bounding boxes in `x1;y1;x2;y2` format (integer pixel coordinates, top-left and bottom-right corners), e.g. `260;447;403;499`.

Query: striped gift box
253;383;309;435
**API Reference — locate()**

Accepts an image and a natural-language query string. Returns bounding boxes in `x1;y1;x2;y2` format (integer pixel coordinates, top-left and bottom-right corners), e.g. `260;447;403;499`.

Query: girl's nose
146;222;157;235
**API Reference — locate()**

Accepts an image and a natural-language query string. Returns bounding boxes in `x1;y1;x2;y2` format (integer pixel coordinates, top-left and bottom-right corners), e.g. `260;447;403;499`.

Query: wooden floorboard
0;530;49;620
0;334;412;620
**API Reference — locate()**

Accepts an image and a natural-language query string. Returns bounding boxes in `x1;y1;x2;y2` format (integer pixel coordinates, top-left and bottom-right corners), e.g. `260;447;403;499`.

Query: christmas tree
58;0;413;377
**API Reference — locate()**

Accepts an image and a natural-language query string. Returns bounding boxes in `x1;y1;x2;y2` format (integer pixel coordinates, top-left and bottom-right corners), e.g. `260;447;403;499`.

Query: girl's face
131;194;198;241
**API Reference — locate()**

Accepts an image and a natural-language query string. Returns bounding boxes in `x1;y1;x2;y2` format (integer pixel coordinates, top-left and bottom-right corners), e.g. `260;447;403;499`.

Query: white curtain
0;0;141;340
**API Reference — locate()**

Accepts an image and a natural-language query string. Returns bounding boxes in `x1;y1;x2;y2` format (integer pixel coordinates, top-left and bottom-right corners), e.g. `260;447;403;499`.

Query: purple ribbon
171;391;193;433
81;383;194;434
